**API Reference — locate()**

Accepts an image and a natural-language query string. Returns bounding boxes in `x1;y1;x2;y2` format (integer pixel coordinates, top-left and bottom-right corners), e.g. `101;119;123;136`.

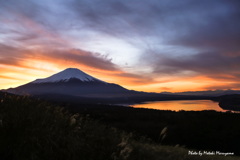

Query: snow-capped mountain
6;68;131;97
32;68;103;83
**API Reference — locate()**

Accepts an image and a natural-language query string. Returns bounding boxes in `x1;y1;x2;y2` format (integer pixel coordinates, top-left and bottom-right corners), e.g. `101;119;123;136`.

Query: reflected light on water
132;100;226;112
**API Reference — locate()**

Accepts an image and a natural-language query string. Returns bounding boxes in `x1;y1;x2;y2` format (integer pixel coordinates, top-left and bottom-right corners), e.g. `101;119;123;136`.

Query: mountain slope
6;68;132;97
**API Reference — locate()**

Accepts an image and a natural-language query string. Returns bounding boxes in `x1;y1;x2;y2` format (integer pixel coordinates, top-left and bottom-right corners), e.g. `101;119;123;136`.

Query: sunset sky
0;0;240;92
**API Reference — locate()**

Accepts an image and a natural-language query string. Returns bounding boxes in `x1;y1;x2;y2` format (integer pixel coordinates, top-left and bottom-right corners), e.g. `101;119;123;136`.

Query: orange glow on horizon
1;63;240;92
0;52;239;92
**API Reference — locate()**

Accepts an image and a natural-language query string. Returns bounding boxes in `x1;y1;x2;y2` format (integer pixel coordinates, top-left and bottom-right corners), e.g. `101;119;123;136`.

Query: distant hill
162;90;240;97
215;94;240;111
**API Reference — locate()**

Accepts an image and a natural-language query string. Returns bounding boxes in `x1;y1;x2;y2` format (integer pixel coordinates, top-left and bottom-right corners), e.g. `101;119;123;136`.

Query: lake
131;100;226;112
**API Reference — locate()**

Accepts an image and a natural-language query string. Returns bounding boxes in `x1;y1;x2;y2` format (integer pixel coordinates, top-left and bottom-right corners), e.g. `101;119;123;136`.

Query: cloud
66;0;239;42
0;42;117;71
2;0;239;53
67;0;173;42
1;0;240;91
204;82;240;90
0;43;153;86
141;50;240;87
45;49;119;71
129;0;240;54
0;75;22;80
167;1;240;53
37;49;155;85
0;44;27;67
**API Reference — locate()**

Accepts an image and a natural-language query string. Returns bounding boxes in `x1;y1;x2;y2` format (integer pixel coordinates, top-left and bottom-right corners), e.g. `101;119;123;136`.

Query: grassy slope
0;93;238;160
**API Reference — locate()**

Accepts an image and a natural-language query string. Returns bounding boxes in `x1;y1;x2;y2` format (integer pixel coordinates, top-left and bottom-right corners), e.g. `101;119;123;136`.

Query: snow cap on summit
32;68;102;83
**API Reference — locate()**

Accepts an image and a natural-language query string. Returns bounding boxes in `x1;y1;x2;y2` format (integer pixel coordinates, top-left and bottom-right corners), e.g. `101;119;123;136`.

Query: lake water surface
132;100;226;112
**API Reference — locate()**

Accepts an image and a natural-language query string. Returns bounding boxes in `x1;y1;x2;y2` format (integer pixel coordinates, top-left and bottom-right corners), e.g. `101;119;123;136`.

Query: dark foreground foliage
0;93;239;160
67;103;240;156
0;94;123;160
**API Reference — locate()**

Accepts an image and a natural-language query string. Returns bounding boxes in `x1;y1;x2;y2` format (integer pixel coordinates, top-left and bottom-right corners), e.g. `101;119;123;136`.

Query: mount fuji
6;68;134;98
